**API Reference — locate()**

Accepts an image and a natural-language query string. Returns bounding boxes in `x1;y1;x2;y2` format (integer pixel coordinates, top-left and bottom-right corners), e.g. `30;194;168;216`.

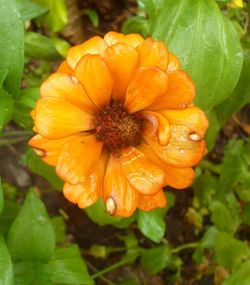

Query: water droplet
179;103;187;109
189;133;201;142
106;197;116;215
180;149;185;154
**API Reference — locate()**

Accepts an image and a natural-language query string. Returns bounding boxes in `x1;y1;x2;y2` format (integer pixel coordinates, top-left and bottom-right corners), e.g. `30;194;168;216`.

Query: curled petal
56;135;103;184
121;147;165;195
124;67;168;113
138;190;167;211
40;73;97;113
167;52;181;73
148;71;195;110
57;61;74;75
103;154;138;217
34;97;95;139
137;37;168;70
104;43;139;101
75;54;113;109
104;31;144;48
66;36;107;69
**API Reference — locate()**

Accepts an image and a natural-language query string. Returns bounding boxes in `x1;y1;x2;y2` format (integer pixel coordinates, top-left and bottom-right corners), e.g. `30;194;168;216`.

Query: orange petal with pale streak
139;143;195;189
103;154;138;217
40;73;97;113
57;61;74;75
56;134;103;184
138;190;167;211
104;31;144;48
34;97;94;139
137;37;168;70
148;71;195;110
75;54;113;109
104;43;139;101
167;52;181;73
121;147;165;195
29;134;73;166
63;152;106;207
66;36;107;70
124;67;168;114
141;111;170;146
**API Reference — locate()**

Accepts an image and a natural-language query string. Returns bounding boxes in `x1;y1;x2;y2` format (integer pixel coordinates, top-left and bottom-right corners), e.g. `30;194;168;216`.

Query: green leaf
16;0;48;21
84;9;99;28
120;234;140;263
137;208;166;243
13;87;40;130
141;244;172;274
222;260;250;285
205;110;221;151
47;245;93;285
24;32;62;61
0;234;13;285
214;231;250;269
7;189;55;262
151;0;243;111
122;16;150;37
0;0;24;99
242;203;250;226
51;37;71;57
216;49;250;124
51;216;66;243
0;89;14;133
0;201;20;236
22;148;63;190
0;177;3;216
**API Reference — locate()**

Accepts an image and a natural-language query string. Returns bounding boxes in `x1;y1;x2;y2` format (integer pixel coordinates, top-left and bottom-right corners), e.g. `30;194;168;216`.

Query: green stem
200;160;221;174
172;242;198;253
91;260;127;279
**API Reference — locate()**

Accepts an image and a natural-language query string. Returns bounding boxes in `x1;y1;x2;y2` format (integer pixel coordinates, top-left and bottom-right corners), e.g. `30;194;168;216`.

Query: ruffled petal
104;43;139;101
34;97;95;139
138;190;167;211
138;143;195;189
66;36;107;70
148;71;195;110
56;134;103;184
121;147;165;195
40;73;97;113
103;154;138;217
104;31;144;48
167;52;181;73
137;37;168;70
63;152;106;207
75;54;113;109
124;67;168;113
57;61;74;75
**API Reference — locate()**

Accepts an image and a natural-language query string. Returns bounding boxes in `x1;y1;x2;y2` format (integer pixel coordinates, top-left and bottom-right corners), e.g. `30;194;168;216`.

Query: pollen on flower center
94;102;144;151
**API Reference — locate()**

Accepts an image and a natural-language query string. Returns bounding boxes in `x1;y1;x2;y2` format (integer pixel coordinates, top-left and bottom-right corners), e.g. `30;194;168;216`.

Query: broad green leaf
47;245;93;285
0;70;8;89
0;201;20;236
7;189;55;262
0;177;3;216
214;231;250;269
222;260;250;285
51;37;71;57
141;244;172;274
120;234;140;263
122;16;150;37
0;234;13;285
13;87;40;130
242;203;250;226
0;0;24;99
151;0;243;111
25;32;62;61
22;148;63;190
0;89;14;133
216;49;250;124
16;0;48;21
51;216;66;243
137;208;166;243
205;110;221;151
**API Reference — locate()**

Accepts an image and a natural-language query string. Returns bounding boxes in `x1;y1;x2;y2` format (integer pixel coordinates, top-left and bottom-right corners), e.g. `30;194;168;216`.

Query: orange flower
29;32;209;217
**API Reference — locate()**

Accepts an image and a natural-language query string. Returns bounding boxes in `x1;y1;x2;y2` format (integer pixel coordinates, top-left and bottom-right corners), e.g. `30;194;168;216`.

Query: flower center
94;102;144;151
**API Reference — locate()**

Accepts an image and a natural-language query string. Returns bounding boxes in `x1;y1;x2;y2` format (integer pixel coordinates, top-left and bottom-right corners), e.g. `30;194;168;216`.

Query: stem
200;160;221;174
172;242;198;254
91;260;127;279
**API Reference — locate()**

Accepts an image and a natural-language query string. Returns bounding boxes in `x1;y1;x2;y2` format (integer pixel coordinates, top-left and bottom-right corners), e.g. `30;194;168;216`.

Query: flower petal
57;61;74;75
138;190;167;211
124;67;168;113
137;37;168;70
34;97;95;139
28;134;73;166
121;147;165;195
104;31;144;48
104;43;139;101
139;143;195;189
63;152;106;207
103;154;138;217
167;52;181;73
148;71;195;110
40;73;97;113
66;36;107;70
56;134;103;184
75;54;113;109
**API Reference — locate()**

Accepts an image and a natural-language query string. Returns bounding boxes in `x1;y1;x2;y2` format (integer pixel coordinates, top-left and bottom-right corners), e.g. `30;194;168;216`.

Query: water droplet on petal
189;133;201;142
106;197;116;215
180;149;185;154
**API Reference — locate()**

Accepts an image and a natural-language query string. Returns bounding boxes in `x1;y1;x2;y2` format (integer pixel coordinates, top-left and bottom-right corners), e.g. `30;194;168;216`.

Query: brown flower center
94;102;144;151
